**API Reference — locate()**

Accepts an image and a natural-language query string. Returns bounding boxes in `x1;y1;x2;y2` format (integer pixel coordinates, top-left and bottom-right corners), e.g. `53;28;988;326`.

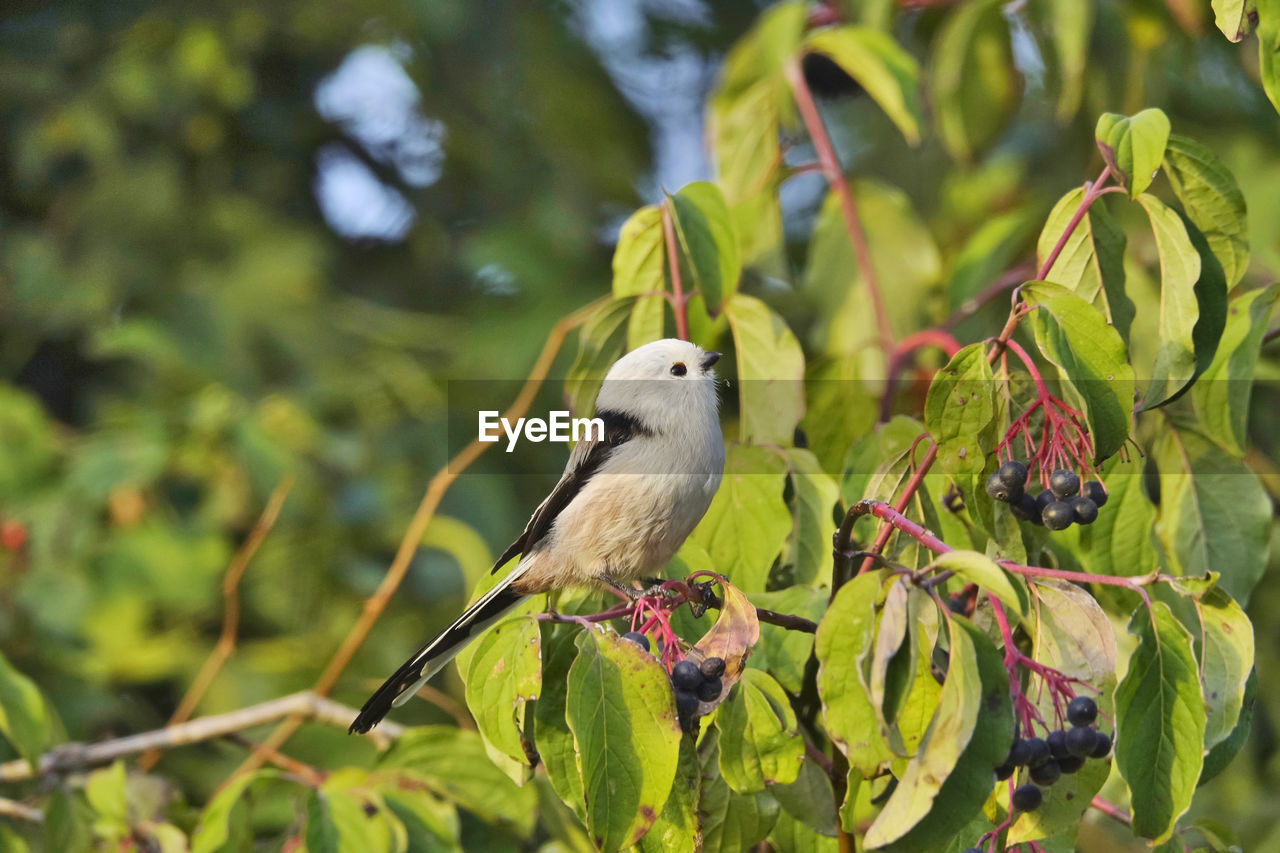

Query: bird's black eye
670;362;687;376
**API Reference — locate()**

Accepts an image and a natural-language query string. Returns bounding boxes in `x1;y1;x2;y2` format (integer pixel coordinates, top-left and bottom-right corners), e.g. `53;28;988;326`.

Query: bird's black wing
489;409;651;574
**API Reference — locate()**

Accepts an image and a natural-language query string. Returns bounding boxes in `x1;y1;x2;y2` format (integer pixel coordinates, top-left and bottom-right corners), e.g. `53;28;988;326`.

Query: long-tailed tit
350;338;724;733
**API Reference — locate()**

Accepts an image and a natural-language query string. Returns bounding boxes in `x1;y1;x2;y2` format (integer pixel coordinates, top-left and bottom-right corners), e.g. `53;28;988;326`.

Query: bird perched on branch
350;338;725;733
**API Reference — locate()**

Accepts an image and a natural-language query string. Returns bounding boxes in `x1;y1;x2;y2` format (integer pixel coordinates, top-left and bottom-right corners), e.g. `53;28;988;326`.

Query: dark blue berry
1066;696;1098;726
1049;469;1081;498
672;660;701;690
622;631;650;651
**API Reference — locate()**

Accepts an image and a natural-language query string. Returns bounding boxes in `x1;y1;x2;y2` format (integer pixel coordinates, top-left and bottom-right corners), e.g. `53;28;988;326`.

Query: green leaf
929;0;1019;162
1212;0;1257;40
748;585;826;693
815;572;894;775
306;787;390;853
689;444;791;593
713;0;806;109
1200;668;1257;786
1192;283;1280;456
947;206;1040;310
767;808;839;853
1136;193;1202;409
1009;580;1116;843
782;449;839;586
934;550;1026;619
865;617;1012;851
711;79;781;206
85;761;129;840
612;205;664;299
923;343;996;475
667;182;740;314
698;730;781;851
1023;283;1136;461
565;298;634;418
1036;192;1130;338
1114;602;1205;843
724;293;806;445
191;770;281;853
0;649;53;772
1042;0;1094;119
770;756;838;838
802;26;922;144
380;787;460;852
566;627;682;851
716;669;804;792
1073;452;1156;578
1155;425;1273;605
456;615;541;767
637;737;699;853
378;727;537;834
1095;109;1171;197
1193;588;1254;750
533;624;586;821
45;790;95;853
1257;0;1280;114
1163;135;1250;289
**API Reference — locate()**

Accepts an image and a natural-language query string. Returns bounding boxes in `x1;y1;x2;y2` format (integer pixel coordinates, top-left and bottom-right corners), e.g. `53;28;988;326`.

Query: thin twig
661;202;691;341
222;733;324;787
0;796;42;823
879;330;963;422
232;299;606;780
857;441;939;574
139;476;295;771
1089;795;1132;826
785;56;893;358
0;692;400;784
940;263;1035;331
1263;325;1280;346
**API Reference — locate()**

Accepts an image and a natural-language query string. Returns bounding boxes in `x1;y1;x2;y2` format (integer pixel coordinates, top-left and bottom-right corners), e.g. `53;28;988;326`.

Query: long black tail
349;584;527;734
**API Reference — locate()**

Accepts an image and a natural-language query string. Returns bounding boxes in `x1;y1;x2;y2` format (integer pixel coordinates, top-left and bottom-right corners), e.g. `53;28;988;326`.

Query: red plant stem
661;202;690;342
1036;165;1112;281
1002;338;1051;400
784;57;893;357
1089;795;1132;826
879;330;963;422
941;263;1035;331
857;442;939;575
986;164;1114;364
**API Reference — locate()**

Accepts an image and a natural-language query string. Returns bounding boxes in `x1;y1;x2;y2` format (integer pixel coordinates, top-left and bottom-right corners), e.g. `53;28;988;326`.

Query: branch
857;439;938;574
0;796;42;823
0;692;400;784
139;476;295;771
233;299;606;778
879;330;963;422
987;165;1113;363
784;56;893;357
661;201;690;341
1089;795;1132;826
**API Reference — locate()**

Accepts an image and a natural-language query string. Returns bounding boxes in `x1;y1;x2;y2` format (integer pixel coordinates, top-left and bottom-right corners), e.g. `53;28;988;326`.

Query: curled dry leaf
684;574;761;713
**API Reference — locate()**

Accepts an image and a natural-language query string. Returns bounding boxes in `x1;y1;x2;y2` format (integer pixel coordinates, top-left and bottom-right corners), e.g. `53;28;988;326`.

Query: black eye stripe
670;362;687;376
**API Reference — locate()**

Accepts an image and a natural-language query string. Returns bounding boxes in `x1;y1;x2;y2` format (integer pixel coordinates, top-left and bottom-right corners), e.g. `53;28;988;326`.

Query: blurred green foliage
0;0;1277;850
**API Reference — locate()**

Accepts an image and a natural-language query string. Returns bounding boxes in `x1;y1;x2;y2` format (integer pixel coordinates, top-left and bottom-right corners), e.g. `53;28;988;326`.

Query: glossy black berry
994;761;1015;781
1049;469;1081;498
997;460;1029;490
1090;731;1112;759
622;631;650;651
1066;696;1098;726
1082;480;1108;507
1006;738;1031;766
675;689;699;720
1047;729;1069;759
1072;496;1099;525
700;657;726;679
1011;492;1040;523
948;595;968;614
1042;500;1075;530
986;471;1016;503
963;848;983;853
1057;755;1085;774
1035;489;1055;514
696;677;723;702
1012;784;1043;812
1065;726;1097;757
672;660;701;691
1029;760;1061;786
1023;737;1051;767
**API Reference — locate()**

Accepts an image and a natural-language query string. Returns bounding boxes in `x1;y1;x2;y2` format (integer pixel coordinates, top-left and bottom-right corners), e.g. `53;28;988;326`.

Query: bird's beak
701;351;722;369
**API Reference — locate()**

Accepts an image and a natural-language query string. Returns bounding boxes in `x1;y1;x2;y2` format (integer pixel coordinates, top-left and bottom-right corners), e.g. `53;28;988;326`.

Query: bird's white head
594;338;722;432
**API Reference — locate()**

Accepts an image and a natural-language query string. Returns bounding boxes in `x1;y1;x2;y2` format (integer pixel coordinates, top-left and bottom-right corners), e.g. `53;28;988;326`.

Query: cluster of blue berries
985;460;1107;531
